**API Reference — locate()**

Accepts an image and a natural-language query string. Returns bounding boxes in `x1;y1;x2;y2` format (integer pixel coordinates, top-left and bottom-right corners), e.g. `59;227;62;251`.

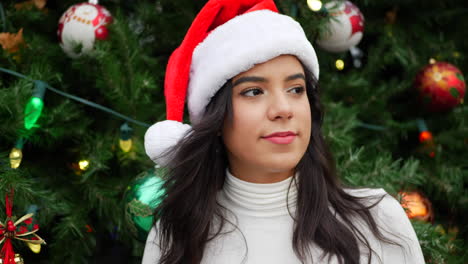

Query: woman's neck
221;168;298;217
227;165;295;183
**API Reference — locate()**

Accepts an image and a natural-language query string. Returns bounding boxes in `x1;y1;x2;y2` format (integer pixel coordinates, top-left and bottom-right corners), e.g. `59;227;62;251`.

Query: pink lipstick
262;131;297;145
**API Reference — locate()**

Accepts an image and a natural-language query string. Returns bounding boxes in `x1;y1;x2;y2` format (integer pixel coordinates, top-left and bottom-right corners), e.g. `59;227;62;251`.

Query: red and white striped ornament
57;0;112;58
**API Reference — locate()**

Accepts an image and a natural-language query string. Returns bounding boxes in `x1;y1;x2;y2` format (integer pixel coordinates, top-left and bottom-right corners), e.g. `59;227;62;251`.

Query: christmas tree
0;0;466;263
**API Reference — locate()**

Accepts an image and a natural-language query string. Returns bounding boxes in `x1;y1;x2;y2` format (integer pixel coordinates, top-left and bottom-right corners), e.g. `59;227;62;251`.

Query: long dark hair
152;62;402;264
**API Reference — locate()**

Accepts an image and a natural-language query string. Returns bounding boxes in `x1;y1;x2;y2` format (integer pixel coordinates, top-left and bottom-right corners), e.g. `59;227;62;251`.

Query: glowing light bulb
429;58;436;64
307;0;322;11
24;97;44;130
335;59;345;70
24;81;47;130
419;131;433;143
26;242;41;253
9;148;23;169
78;160;90;171
119;138;132;152
119;123;133;152
399;191;432;221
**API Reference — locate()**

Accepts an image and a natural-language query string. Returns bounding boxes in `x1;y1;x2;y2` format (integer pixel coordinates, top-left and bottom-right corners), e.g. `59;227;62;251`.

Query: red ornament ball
414;62;466;112
57;2;113;58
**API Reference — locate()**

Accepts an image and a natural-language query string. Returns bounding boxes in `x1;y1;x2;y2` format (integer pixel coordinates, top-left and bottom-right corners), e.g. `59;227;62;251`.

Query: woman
142;0;425;263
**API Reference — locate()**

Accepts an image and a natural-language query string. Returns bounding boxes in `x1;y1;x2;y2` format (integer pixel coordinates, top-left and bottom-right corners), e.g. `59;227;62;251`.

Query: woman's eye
290;86;305;94
241;88;263;97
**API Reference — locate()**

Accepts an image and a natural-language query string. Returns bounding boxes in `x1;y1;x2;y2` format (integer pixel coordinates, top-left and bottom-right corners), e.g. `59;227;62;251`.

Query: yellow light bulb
335;59;345;70
119;138;133;152
26;242;41;253
9;148;23;169
307;0;322;11
429;58;436;64
78;160;90;171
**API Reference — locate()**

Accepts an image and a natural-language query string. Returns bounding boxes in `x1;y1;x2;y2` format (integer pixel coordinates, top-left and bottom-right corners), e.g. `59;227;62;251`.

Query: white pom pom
144;120;192;166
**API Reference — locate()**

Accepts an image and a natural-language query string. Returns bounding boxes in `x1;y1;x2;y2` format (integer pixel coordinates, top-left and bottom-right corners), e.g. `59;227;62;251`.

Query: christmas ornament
0;254;23;264
125;169;165;241
399;191;433;222
26;242;40;253
414;61;466;112
0;190;45;264
57;1;112;58
316;1;364;53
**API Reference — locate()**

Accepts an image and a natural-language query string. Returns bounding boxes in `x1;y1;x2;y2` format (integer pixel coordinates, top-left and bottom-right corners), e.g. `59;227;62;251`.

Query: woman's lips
262;131;297;145
262;135;296;144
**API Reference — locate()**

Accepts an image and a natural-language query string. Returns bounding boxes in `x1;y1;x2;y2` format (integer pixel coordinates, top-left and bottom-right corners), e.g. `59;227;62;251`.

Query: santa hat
145;0;319;166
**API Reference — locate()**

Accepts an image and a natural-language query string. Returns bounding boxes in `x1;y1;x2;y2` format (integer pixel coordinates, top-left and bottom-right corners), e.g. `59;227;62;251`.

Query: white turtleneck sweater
142;169;425;264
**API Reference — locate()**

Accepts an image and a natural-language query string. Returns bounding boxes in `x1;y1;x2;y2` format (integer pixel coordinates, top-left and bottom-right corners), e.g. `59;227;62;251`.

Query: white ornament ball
57;2;113;58
316;1;364;53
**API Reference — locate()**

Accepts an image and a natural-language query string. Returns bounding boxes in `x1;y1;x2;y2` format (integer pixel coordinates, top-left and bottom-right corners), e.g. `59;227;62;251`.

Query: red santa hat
145;0;319;166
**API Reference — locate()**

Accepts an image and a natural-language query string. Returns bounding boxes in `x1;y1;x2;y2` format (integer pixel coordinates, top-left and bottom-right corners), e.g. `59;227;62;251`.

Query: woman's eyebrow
233;73;305;87
284;73;305;82
233;76;267;87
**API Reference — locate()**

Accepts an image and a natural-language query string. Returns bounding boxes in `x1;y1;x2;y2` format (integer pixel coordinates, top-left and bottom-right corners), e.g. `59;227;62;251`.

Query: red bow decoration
0;190;45;264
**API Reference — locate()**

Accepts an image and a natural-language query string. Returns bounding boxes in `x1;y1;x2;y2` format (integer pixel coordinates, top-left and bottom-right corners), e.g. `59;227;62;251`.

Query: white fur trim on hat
188;10;319;125
144;120;192;166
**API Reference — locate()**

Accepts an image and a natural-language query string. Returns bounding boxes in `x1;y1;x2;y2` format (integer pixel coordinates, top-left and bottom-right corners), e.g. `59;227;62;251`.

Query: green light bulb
24;80;47;130
24;97;44;130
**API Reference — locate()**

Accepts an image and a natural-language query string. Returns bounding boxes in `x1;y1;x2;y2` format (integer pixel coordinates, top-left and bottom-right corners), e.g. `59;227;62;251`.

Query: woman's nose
268;92;293;121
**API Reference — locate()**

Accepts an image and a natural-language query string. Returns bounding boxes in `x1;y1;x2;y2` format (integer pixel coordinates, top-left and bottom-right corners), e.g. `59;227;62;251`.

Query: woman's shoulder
344;187;426;263
343;187;406;221
142;224;161;263
343;187;387;198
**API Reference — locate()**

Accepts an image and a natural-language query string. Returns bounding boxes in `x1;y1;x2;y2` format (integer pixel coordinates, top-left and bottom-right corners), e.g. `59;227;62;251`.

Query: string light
419;131;433;143
119;123;133;152
9;138;24;169
0;67;150;128
429;58;436;64
416;118;436;157
335;59;345;70
307;0;323;11
399;191;433;222
24;81;46;130
78;159;90;171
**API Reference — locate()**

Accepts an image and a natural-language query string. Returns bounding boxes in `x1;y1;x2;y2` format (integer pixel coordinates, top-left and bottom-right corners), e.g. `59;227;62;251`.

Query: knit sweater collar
221;168;298;217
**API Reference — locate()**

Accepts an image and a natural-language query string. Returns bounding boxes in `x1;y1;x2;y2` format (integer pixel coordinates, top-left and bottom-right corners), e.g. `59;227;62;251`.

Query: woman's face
222;55;311;183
